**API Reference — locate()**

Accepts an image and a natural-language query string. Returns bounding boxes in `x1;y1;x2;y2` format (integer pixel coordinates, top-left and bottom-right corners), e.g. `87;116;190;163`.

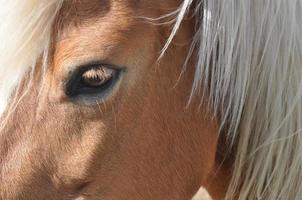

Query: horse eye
65;64;121;103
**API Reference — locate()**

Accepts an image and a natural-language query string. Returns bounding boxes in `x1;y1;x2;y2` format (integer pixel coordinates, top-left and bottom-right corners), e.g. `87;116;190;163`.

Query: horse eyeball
64;63;122;102
81;67;114;87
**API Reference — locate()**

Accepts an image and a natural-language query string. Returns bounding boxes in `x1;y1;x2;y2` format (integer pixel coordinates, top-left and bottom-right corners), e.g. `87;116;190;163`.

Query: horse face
0;0;219;199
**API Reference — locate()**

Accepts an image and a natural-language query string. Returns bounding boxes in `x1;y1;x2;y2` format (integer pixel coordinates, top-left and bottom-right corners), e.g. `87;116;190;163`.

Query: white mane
1;0;302;199
0;0;62;116
173;0;302;199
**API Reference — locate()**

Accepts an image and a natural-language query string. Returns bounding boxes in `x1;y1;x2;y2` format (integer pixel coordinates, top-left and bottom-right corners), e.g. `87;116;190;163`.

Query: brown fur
0;1;229;199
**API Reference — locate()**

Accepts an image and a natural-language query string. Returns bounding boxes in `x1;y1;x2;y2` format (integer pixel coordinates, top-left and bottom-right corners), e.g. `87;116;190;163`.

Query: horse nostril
68;181;92;200
74;181;91;194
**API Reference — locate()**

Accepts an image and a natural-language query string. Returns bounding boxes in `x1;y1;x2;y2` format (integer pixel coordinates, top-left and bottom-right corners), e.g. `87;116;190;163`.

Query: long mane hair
1;0;302;199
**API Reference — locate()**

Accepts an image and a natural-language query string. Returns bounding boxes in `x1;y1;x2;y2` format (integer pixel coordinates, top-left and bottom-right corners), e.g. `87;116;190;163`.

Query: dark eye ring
65;63;122;103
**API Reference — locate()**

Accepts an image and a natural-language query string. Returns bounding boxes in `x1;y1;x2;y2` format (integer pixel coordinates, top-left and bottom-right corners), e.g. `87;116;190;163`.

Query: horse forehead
58;0;110;21
57;0;144;22
54;0;181;46
56;0;180;28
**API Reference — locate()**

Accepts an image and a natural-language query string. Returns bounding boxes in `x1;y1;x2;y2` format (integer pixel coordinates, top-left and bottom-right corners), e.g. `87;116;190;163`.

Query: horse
0;0;301;199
